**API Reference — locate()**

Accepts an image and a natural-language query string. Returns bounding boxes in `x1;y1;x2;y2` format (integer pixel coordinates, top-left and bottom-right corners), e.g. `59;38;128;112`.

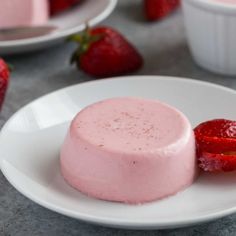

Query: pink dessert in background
213;0;236;4
0;0;49;28
60;97;197;204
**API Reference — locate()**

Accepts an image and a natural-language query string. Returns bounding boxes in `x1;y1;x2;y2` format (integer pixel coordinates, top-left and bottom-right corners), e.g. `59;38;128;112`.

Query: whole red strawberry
144;0;180;21
194;119;236;172
69;27;143;77
49;0;80;16
0;58;10;110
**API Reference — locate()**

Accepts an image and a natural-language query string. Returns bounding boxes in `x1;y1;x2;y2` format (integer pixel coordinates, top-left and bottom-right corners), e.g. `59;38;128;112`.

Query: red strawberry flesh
194;119;236;172
144;0;180;21
0;58;10;110
199;152;236;172
70;27;143;77
49;0;80;16
195;119;236;139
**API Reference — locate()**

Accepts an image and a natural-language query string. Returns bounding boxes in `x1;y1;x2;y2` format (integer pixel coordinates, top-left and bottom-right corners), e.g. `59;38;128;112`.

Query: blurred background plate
0;0;117;55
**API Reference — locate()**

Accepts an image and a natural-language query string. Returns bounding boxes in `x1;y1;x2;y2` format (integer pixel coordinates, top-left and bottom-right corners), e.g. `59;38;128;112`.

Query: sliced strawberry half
194;119;236;172
195;135;236;154
199;151;236;172
195;119;236;153
194;119;236;139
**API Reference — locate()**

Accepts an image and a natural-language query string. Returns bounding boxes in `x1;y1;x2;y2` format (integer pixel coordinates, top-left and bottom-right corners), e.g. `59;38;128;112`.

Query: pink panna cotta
60;97;198;204
0;0;49;28
212;0;236;4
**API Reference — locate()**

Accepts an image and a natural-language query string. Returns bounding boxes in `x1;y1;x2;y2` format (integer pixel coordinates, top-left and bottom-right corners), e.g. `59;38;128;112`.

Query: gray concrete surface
1;0;236;235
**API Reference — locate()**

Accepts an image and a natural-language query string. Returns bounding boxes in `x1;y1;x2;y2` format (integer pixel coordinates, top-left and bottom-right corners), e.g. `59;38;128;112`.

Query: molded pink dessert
60;97;197;204
0;0;49;28
213;0;236;4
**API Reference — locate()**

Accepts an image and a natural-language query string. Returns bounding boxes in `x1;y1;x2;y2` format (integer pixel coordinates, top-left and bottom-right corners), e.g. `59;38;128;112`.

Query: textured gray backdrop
1;0;236;235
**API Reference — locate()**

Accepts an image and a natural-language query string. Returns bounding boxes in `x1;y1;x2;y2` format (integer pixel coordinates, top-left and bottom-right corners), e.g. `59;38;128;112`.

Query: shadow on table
117;0;145;23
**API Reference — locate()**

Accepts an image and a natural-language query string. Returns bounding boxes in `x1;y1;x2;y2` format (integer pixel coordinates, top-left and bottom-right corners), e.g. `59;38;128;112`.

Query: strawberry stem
68;26;103;66
7;63;14;72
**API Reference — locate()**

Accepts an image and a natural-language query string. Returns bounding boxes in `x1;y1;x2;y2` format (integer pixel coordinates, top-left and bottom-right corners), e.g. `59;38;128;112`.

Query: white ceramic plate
0;0;117;55
1;76;236;230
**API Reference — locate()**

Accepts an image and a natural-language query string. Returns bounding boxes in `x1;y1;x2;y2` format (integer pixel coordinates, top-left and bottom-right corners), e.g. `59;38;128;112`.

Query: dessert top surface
71;97;190;153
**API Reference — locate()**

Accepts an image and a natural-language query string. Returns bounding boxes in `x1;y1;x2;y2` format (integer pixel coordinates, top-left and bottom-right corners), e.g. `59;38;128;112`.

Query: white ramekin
182;0;236;75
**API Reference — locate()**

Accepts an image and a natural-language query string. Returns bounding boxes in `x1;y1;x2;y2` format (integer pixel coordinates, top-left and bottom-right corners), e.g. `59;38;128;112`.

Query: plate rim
1;75;236;229
0;0;117;47
2;75;236;132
